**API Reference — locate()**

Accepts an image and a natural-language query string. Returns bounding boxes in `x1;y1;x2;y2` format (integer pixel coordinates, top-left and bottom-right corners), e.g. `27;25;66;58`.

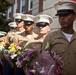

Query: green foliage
0;16;4;24
0;0;12;12
0;16;5;30
0;0;12;31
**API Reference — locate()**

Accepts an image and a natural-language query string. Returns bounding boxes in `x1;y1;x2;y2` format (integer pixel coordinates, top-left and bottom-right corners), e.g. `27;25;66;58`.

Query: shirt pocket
52;48;65;58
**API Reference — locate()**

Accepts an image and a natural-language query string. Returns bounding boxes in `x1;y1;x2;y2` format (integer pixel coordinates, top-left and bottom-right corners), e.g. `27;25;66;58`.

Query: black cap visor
36;22;49;27
55;9;75;16
15;19;23;22
24;21;34;26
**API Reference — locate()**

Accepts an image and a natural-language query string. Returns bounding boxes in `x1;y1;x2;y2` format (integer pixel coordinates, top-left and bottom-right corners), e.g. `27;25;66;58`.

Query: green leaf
45;42;50;50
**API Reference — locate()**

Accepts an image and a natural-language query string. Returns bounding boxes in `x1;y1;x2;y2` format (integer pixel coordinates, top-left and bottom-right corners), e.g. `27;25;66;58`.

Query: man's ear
47;26;50;32
73;14;76;21
32;24;35;28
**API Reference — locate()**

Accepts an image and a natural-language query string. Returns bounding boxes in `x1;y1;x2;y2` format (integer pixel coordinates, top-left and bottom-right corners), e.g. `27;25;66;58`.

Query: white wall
32;0;76;33
42;0;60;32
32;0;39;15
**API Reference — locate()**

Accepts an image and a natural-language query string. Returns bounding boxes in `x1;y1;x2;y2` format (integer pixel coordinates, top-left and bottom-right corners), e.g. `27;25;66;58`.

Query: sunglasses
24;21;34;26
15;19;23;22
36;22;49;27
10;27;17;30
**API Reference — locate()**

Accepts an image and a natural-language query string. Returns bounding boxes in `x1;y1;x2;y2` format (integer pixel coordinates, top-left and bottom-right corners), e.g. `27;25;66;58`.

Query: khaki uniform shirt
5;30;25;43
5;31;16;43
42;29;76;75
13;31;38;48
25;36;43;50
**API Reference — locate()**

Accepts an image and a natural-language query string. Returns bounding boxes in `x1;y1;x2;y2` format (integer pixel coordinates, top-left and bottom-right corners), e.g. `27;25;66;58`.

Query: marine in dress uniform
13;13;26;75
42;0;76;75
5;22;17;43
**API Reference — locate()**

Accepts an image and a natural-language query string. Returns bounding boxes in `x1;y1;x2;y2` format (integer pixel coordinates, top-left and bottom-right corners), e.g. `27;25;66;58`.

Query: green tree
0;0;12;31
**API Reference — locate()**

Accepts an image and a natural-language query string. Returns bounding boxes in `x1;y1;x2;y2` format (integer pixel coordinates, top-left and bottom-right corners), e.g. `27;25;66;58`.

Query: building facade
6;0;76;32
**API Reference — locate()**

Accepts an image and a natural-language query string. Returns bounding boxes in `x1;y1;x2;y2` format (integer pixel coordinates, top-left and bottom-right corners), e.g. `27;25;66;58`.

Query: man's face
15;19;24;28
59;13;76;28
36;23;50;35
16;21;24;28
24;24;34;34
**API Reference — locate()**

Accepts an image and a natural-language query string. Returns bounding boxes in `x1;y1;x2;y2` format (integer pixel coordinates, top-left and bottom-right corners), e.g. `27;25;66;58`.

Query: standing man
13;13;25;75
42;1;76;75
5;22;17;43
13;14;38;75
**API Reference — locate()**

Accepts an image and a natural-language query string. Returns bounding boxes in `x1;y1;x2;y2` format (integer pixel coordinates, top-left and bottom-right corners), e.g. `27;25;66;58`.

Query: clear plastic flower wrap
31;50;62;75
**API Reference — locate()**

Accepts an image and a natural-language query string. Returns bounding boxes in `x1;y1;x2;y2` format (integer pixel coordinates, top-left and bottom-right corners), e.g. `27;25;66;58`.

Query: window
7;7;12;19
28;0;33;10
9;12;11;18
13;0;17;13
20;0;26;13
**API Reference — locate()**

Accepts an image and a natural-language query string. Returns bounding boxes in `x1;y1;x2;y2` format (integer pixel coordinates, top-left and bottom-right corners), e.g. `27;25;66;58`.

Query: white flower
16;46;21;50
10;54;17;59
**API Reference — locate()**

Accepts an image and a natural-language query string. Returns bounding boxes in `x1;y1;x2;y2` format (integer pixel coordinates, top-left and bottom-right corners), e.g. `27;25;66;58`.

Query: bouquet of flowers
1;42;63;75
